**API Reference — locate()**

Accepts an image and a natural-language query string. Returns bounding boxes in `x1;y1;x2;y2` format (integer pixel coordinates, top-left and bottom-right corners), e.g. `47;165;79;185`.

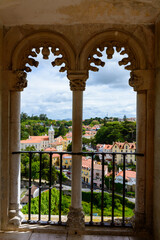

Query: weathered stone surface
0;0;159;26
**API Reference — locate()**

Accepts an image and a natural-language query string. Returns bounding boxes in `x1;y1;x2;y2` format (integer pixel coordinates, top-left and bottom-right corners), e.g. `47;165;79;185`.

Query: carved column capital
13;71;28;91
129;70;154;92
3;70;28;91
67;70;88;91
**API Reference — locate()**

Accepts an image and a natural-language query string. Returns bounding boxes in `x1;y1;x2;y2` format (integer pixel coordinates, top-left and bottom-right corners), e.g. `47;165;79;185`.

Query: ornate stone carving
129;71;144;91
69;79;86;91
87;41;136;72
67;206;85;229
20;42;69;73
67;70;88;91
14;71;28;91
129;70;154;92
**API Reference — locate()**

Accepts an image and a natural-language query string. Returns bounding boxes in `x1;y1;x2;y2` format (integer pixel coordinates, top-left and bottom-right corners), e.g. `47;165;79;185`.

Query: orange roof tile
116;170;136;180
45;147;57;152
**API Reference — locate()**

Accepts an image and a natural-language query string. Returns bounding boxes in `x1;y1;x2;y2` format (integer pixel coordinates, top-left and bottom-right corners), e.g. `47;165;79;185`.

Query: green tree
58;124;68;137
67;142;72;151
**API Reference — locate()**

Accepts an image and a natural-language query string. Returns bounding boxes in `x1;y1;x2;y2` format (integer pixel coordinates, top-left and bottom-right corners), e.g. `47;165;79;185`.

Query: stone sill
11;224;149;238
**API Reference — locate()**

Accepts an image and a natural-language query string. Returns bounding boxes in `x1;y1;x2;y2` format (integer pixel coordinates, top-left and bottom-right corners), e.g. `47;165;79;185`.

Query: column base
134;211;145;230
9;204;24;227
67;206;85;231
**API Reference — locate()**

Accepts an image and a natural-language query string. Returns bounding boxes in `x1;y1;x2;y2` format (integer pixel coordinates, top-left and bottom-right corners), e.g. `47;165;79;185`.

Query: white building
115;170;136;192
20;126;55;150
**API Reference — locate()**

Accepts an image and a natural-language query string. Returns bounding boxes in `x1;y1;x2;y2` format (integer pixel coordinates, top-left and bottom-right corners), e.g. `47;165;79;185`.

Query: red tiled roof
21;135;49;144
45;147;57;152
82;158;91;169
82;158;107;171
103;144;113;150
116;170;136;180
112;141;136;150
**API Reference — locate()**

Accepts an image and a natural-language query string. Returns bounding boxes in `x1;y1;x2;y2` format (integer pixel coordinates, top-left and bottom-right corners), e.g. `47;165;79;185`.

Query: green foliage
67;142;72;151
20;147;67;184
104;176;123;194
22;189;135;218
57;124;68;137
95;121;136;144
126;192;135;198
20;113;70;140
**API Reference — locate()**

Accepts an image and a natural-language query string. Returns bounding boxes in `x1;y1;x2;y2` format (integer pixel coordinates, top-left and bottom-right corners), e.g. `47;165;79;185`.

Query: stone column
135;91;146;227
8;71;27;227
66;70;88;230
9;91;23;227
129;69;154;229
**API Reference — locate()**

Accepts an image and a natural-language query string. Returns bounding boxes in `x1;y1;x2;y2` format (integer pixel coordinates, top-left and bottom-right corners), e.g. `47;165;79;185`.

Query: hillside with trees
22;188;135;218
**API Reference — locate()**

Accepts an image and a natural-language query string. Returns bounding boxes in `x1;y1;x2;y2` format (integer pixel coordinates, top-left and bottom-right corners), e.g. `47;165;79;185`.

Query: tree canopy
95;121;136;144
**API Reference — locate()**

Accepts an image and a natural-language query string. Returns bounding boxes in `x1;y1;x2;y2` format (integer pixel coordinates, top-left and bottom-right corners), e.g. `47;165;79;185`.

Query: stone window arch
78;30;154;229
4;31;76;227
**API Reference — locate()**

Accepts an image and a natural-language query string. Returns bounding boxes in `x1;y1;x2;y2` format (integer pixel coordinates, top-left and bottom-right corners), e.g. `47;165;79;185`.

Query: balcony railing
12;151;144;227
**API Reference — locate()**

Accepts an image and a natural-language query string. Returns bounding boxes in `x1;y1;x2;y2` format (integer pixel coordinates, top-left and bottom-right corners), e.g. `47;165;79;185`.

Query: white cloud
21;50;136;120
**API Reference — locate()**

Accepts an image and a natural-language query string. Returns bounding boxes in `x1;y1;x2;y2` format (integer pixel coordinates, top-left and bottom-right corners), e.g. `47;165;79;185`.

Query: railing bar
58;153;62;224
48;153;52;222
28;152;32;222
90;153;94;225
38;152;42;221
12;151;144;157
112;153;115;226
101;153;105;225
122;154;126;226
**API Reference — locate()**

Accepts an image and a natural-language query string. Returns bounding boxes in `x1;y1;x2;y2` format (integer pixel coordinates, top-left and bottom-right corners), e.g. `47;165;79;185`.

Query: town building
20;126;55;150
81;157;108;187
115;170;136;192
21;126;70;152
96;142;136;164
112;142;136;165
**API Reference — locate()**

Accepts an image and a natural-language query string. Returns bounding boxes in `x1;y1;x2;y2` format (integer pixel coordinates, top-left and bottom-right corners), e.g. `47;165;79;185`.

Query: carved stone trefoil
66;206;85;230
14;71;28;91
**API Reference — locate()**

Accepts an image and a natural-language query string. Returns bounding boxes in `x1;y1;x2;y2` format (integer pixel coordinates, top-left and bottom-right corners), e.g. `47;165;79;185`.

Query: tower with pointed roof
48;125;55;144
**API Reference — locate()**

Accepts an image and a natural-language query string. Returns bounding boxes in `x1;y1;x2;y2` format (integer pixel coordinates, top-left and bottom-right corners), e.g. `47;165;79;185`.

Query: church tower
48;125;55;144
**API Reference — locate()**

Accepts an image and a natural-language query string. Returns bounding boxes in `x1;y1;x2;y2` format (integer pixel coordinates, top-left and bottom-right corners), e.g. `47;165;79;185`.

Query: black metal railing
13;151;144;227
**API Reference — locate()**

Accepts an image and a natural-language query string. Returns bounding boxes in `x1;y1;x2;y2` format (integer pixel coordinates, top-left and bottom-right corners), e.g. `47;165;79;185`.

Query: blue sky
21;50;136;120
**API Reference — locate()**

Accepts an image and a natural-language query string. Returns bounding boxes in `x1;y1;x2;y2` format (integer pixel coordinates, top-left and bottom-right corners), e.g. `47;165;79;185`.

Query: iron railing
13;151;144;227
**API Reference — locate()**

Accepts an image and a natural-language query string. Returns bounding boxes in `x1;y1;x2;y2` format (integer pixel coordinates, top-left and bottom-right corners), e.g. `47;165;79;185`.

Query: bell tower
48;125;55;144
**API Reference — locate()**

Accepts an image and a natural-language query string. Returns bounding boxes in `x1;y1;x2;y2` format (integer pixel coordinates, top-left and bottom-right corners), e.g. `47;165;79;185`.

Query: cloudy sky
21;49;136;120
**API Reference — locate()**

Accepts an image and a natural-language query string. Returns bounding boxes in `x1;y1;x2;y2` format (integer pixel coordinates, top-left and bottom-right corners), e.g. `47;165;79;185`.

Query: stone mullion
9;91;23;227
129;69;154;229
135;91;146;228
67;70;88;230
145;88;154;230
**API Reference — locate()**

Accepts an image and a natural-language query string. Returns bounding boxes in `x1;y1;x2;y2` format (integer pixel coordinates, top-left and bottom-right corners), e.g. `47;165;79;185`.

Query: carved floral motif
14;71;28;91
67;70;88;91
129;71;144;91
70;79;86;91
87;41;136;72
